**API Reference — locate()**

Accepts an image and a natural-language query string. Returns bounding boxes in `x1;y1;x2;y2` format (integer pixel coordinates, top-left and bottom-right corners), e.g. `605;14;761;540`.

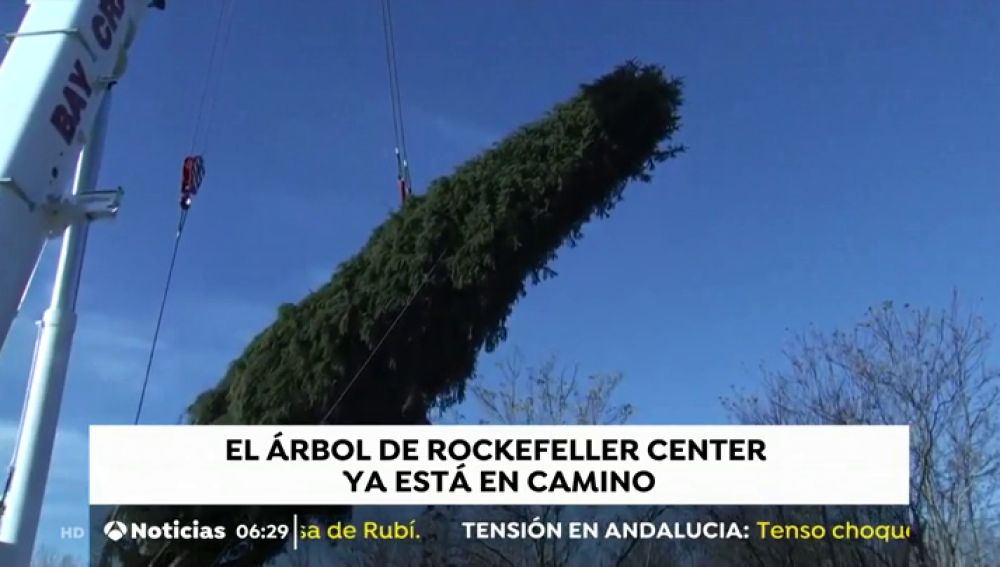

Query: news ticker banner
89;425;909;506
86;505;915;556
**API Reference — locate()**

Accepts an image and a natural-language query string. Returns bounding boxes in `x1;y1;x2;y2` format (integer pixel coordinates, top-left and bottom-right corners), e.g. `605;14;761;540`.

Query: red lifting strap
180;155;206;210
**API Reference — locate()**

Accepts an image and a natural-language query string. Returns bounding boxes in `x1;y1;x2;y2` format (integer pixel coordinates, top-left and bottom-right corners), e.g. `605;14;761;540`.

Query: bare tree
720;294;1000;567
467;352;634;426
270;353;642;567
419;351;679;567
31;546;84;567
266;352;692;566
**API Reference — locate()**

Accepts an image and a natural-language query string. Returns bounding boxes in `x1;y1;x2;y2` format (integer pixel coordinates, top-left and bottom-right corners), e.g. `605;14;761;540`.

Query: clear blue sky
2;0;1000;559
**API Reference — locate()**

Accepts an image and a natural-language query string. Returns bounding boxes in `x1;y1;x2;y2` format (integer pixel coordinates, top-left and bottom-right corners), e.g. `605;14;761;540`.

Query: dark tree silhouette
98;60;684;567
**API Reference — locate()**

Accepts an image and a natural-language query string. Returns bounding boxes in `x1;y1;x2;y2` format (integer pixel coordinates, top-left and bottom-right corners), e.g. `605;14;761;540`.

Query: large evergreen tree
99;60;684;566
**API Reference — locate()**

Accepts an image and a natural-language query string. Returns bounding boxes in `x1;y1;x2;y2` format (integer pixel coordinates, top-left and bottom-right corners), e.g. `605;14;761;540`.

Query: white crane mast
0;0;152;352
0;2;158;565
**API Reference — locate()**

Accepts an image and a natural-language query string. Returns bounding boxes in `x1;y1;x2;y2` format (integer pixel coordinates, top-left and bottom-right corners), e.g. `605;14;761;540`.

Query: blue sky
3;0;1000;559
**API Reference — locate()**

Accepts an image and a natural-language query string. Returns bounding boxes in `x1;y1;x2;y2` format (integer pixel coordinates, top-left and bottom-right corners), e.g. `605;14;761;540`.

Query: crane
0;1;161;565
0;0;156;351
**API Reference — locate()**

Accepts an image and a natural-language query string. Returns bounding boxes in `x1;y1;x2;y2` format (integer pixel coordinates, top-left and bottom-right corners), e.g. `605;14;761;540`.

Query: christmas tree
100;60;684;567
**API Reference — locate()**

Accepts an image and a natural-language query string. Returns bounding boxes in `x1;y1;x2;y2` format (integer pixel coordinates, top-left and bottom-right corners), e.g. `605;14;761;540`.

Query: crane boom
0;0;152;353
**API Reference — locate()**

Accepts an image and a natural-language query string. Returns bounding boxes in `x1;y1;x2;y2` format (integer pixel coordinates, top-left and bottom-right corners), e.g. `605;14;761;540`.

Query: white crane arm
0;0;153;352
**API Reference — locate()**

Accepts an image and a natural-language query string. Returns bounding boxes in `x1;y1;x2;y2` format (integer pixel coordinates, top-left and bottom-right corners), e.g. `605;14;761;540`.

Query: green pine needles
100;60;684;567
186;60;683;429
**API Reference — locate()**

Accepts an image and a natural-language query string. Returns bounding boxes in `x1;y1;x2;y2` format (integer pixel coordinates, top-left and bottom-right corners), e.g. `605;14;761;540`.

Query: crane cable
319;249;445;425
314;1;441;425
133;0;236;426
182;7;422;562
108;0;236;546
381;0;413;204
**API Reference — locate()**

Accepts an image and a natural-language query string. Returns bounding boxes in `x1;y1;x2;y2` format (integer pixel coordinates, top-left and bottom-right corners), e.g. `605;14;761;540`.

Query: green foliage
101;60;684;566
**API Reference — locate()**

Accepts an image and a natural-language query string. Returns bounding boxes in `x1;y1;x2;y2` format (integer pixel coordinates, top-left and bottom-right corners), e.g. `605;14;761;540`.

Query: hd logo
102;520;226;542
